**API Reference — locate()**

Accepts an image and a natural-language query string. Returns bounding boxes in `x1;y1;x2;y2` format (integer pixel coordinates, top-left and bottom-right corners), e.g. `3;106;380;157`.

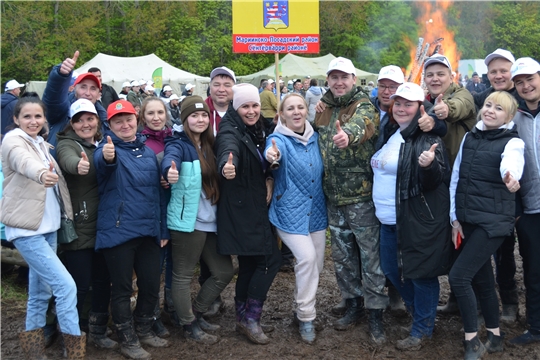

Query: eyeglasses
378;84;399;92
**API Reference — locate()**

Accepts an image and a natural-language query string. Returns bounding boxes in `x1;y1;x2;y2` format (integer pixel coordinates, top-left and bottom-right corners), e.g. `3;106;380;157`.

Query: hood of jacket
321;86;367;108
1;93;18;109
308;86;323;96
273;118;314;146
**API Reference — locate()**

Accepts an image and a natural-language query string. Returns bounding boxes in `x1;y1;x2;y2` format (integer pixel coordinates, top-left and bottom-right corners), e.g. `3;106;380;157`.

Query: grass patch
1;271;28;311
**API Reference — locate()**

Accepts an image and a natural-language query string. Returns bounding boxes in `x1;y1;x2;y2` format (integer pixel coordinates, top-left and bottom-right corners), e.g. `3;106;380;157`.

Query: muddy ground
2;244;539;360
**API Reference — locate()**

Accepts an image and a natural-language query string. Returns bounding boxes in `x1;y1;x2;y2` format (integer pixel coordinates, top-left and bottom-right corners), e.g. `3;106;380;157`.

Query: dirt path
2;245;539;359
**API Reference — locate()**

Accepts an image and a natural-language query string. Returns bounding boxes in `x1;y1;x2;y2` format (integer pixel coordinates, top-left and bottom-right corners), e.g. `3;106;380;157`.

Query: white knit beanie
232;83;260;111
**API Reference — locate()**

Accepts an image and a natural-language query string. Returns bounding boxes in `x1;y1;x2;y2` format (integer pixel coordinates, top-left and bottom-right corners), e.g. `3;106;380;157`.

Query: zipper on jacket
180;195;185;220
116;202;124;227
421;193;434;220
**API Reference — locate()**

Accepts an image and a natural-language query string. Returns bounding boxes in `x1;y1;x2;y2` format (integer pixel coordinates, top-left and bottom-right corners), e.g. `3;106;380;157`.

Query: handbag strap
53;186;69;219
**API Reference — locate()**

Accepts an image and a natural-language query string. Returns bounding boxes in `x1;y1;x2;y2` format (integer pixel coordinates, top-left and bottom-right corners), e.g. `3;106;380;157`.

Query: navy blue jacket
42;65;107;156
94;131;169;250
1;92;19;135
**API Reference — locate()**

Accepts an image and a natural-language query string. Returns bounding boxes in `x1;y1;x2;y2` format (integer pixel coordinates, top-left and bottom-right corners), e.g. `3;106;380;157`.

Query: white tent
74;53;210;97
237;53;378;86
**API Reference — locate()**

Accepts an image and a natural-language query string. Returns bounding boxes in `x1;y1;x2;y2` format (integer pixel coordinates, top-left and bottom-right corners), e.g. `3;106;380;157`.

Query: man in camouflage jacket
314;57;387;345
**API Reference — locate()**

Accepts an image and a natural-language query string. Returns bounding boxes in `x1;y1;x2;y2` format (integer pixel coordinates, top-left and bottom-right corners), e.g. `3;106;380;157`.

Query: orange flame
407;0;461;84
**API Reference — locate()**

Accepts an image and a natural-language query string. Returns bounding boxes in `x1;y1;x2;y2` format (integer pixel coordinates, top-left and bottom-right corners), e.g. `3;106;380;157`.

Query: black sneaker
509;330;540;345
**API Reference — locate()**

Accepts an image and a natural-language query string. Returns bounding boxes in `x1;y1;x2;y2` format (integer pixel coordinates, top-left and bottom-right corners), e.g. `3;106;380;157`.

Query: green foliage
1;1;539;84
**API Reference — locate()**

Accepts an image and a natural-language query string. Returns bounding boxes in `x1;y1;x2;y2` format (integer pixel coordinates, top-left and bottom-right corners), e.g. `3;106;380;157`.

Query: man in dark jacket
1;79;25;134
42;50;107;156
88;67;119;109
465;72;487;95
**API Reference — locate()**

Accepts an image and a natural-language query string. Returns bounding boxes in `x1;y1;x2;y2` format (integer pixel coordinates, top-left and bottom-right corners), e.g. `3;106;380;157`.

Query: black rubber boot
194;310;220;331
115;321;151;360
88;312;118;349
463;335;486;360
485;331;504;353
368;309;386;345
134;316;169;348
183;318;219;344
151;302;170;338
333;297;366;330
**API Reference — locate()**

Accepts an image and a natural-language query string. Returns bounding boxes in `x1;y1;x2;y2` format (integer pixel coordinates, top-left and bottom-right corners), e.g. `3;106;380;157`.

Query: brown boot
19;328;48;360
62;332;86;359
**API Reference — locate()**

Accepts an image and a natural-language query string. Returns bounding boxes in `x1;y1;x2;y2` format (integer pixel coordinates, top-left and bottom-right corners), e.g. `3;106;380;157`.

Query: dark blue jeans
449;223;504;333
380;225;439;338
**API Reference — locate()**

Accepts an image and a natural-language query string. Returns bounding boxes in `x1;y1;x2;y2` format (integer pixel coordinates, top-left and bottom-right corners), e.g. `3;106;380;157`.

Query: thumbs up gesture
332;120;349;149
503;171;520;193
417;105;435;132
77;151;90;175
103;136;115;163
60;50;80;75
223;152;236;180
168;161;179;184
433;94;449;120
418;143;438;168
266;139;281;163
41;162;59;188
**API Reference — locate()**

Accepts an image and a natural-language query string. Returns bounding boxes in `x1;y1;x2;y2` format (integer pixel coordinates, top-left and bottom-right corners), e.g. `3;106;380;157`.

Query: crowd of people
0;47;539;360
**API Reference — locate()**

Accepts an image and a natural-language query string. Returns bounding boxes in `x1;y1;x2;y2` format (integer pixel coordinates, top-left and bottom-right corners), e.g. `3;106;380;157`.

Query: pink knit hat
232;83;260;111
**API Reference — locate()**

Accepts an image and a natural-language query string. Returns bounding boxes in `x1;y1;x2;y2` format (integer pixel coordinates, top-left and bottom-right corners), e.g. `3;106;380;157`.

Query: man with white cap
314;56;387;344
1;79;25;134
508;57;540;346
160;84;173;104
127;80;142;108
423;54;476;165
42;50;107;156
119;81;131;100
182;83;195;97
206;66;236;135
474;48;517;110
167;94;181;125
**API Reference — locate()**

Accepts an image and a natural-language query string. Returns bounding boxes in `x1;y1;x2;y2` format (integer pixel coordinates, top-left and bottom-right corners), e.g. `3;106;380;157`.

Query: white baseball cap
267;79;275;84
139;79;146;85
146;85;155;92
122;81;131;88
378;65;405;84
511;57;540;79
5;80;25;91
423;55;452;71
130;80;140;87
70;99;98;119
163;85;173;92
484;48;515;66
327;57;356;75
185;83;195;91
146;80;155;86
210;66;236;82
390;82;425;102
288;80;293;85
169;94;179;101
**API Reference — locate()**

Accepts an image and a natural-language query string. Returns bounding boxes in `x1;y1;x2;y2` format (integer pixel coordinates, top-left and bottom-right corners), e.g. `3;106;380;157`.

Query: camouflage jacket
314;86;380;206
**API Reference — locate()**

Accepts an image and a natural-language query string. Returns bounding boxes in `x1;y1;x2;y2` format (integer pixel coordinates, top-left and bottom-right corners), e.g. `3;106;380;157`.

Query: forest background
2;0;540;84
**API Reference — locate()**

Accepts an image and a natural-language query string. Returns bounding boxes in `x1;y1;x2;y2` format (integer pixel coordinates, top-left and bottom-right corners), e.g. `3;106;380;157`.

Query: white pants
277;228;326;322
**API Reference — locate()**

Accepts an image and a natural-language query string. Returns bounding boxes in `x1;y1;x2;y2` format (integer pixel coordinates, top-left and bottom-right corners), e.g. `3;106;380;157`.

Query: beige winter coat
1;133;73;230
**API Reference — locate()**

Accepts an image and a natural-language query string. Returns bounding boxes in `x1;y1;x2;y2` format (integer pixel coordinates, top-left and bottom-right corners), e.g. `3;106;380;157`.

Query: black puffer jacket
214;105;274;256
393;110;454;279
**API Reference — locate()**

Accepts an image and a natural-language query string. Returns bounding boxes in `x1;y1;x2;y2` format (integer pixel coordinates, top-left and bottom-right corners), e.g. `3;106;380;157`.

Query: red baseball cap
73;73;102;90
107;100;137;121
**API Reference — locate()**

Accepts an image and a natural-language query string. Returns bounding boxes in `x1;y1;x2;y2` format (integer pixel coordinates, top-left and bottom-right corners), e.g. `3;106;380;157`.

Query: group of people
1;46;539;360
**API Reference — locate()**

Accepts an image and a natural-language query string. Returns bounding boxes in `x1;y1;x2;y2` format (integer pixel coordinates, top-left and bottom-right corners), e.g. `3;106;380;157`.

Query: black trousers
235;238;281;302
102;237;161;324
516;213;540;332
64;248;111;315
494;234;518;305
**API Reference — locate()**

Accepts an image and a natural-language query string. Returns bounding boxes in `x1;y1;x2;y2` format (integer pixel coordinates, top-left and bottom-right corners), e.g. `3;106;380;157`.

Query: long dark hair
7;96;48;138
182;115;220;204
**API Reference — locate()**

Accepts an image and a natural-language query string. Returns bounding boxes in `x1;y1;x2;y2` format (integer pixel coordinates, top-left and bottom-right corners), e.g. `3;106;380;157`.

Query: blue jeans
380;224;439;338
13;232;80;335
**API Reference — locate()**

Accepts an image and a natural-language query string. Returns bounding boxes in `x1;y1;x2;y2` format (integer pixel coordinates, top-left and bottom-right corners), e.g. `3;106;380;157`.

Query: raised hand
77;151;90;175
103;136;115;163
266;139;281;163
223;152;236;180
168;161;179;184
503;171;520;193
332;120;349;149
418;105;435;132
42;162;59;188
433;94;449;120
418;143;438;168
59;50;80;75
